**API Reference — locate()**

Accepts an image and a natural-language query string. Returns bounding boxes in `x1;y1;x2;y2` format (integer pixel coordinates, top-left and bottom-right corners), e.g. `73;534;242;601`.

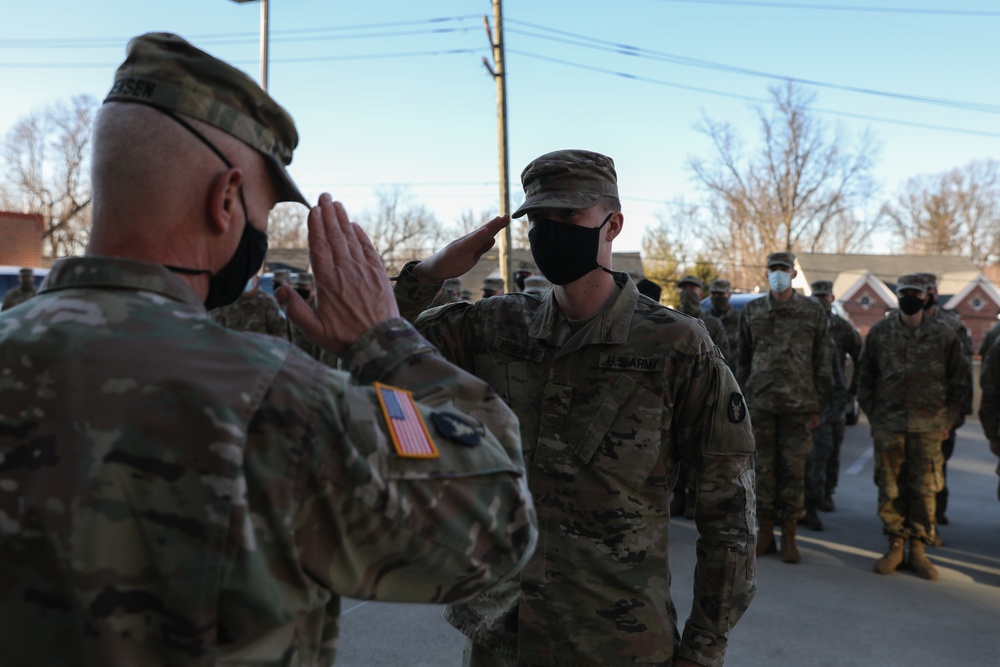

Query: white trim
839;271;898;307
943;273;1000;310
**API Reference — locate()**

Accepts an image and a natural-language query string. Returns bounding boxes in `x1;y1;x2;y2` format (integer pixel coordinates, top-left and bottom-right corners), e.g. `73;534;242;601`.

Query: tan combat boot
908;540;939;581
755;518;776;556
874;536;905;574
780;520;800;563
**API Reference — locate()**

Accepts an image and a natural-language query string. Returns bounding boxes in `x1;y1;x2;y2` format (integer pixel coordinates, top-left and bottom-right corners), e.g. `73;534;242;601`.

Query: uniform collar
528;271;637;351
40;256;206;309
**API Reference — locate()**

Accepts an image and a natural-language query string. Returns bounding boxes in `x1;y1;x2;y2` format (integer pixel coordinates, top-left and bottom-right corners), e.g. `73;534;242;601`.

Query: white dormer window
859;294;873;309
970;296;986;311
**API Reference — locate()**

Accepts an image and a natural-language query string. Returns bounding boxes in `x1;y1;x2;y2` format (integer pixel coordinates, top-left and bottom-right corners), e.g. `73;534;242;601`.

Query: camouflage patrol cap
444;277;462;288
296;273;315;287
511;149;619;218
811;280;834;296
709;279;731;293
482;277;504;291
896;274;926;293
104;32;307;205
915;272;938;289
19;268;33;276
677;274;703;289
523;275;550;292
766;251;796;269
272;269;291;285
515;260;536;274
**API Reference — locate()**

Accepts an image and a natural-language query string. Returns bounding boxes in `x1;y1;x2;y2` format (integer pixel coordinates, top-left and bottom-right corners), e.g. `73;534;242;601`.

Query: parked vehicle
0;265;49;295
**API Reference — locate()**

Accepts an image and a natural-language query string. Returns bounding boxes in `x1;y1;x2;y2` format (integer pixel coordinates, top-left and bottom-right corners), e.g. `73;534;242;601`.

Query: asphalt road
336;417;1000;666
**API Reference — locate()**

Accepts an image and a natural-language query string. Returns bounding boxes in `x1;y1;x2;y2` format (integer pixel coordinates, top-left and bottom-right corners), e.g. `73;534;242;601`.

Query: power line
508;49;1000;140
651;1;1000;17
507;20;1000;115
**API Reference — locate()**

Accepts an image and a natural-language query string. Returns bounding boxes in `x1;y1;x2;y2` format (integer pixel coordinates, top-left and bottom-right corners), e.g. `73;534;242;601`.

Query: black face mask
923;293;937;310
159;110;268;310
710;295;729;312
528;212;613;286
295;287;313;301
899;294;925;316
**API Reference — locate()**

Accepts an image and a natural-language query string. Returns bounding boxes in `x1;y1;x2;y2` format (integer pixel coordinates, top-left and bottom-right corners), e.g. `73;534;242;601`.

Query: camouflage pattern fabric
751;410;811;522
827;311;862;396
871;429;944;544
978;320;1000;357
700;311;731;361
737;291;831;414
208;288;290;340
709;303;740;376
980;343;1000;443
928;308;974;416
1;285;37;312
395;263;756;667
0;256;537;666
858;313;967;433
805;334;848;504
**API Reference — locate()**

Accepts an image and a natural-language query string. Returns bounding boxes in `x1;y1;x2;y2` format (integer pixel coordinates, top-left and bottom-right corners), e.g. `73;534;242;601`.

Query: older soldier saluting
859;274;967;580
0;33;536;665
395;149;757;667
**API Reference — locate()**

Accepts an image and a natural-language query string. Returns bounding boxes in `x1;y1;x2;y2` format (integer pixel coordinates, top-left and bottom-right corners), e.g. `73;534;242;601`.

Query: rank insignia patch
374;382;439;459
728;392;747;424
431;411;484;447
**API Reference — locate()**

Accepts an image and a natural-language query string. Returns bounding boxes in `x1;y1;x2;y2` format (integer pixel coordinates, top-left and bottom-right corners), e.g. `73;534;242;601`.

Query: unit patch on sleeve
728;392;747;424
431;411;484;447
374;382;439;459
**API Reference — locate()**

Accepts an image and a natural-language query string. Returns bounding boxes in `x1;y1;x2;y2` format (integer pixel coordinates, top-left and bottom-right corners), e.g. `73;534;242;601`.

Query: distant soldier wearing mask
709;279;739;376
209;272;291;340
1;268;37;311
915;272;973;529
635;277;662;303
482;276;504;298
738;250;831;563
859;274;967;580
810;280;862;513
522;274;550;297
272;268;292;291
513;260;535;292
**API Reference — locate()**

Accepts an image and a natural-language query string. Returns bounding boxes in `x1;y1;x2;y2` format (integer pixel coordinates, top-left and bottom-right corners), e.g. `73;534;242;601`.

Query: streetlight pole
230;0;270;92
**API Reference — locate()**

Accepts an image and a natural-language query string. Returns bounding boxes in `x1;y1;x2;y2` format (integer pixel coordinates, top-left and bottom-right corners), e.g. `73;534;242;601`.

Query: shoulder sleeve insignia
728;392;747;424
374;382;439;459
431;411;484;447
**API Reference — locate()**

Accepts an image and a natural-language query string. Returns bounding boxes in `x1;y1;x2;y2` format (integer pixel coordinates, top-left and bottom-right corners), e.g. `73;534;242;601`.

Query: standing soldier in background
289;272;323;361
210;272;291;340
671;274;732;519
0;32;536;664
482;276;504;298
859;274;966;580
395;149;756;667
802;283;849;531
979;319;1000;358
272;267;292;292
522;274;550;297
739;251;830;563
916;272;973;528
978;342;1000;502
513;260;535;292
810;279;863;512
708;278;740;376
1;268;37;311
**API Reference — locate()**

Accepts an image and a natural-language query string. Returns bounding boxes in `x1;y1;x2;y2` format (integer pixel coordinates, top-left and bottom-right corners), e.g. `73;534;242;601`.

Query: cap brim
269;159;308;206
897;284;924;292
511;191;603;218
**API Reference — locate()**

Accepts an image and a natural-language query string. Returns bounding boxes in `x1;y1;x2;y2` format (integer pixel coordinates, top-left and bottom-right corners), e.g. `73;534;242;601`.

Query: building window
970;296;986;311
859;294;873;309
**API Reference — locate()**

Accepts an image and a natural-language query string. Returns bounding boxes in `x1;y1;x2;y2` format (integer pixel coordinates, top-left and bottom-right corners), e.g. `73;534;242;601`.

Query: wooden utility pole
483;0;512;293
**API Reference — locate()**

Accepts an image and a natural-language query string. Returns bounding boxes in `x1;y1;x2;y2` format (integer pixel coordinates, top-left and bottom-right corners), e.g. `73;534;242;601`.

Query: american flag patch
374;382;439;459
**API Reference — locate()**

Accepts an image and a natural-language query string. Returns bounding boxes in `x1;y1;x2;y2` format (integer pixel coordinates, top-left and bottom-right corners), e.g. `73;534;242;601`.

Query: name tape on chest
493;337;545;362
598;354;663;372
374;383;439;459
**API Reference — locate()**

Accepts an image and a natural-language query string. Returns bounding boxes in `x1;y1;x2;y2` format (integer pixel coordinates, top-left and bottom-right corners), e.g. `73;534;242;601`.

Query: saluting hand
411;215;509;284
277;193;399;355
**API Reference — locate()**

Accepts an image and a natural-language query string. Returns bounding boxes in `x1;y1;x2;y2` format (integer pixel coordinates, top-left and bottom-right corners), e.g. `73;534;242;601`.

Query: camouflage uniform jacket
209;287;290;340
979;344;1000;442
858;312;968;433
737;292;831;414
698;311;731;362
0;257;537;667
979;320;1000;358
395;264;756;667
929;308;974;415
828;312;862;396
710;304;740;375
1;284;37;311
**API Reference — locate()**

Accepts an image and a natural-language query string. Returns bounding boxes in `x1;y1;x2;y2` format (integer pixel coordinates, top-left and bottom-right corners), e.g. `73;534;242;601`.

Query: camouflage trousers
805;420;835;504
872;429;944;544
751;409;812;521
825;418;846;496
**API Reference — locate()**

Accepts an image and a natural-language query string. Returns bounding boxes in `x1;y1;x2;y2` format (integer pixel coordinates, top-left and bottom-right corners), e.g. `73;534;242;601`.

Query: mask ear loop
595;211;615;277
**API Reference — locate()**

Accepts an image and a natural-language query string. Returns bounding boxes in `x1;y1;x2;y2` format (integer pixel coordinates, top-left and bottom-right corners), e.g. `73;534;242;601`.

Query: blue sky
3;0;999;253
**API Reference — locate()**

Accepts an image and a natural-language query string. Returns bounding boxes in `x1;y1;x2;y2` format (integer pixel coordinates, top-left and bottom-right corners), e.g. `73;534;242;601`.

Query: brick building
0;211;44;267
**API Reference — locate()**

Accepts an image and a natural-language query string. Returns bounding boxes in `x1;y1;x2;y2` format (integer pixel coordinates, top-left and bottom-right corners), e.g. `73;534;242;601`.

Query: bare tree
355;186;446;274
690;82;881;287
0;94;98;259
267;203;308;248
884;159;1000;267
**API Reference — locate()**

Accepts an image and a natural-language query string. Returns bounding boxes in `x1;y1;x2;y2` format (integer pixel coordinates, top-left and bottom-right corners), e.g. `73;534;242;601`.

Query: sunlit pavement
337;417;1000;666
